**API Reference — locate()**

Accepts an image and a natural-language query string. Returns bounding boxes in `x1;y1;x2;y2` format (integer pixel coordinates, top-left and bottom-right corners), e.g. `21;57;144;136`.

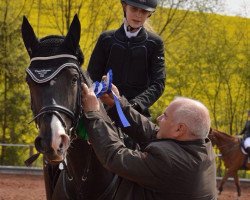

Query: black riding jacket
241;120;250;138
87;24;166;117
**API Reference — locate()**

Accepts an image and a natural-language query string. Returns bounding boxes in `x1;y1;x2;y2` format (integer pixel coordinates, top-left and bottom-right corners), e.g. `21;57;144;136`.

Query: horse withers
22;15;118;200
208;128;250;197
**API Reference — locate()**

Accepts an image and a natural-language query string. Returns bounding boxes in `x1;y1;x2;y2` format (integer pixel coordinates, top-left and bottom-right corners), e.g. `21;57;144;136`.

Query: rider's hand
81;83;100;112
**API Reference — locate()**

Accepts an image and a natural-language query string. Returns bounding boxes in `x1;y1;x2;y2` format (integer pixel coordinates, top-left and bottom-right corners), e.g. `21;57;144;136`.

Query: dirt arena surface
0;174;46;200
0;174;250;200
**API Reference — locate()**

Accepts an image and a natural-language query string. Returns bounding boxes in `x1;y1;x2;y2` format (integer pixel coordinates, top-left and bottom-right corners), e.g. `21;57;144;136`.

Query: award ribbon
93;69;130;127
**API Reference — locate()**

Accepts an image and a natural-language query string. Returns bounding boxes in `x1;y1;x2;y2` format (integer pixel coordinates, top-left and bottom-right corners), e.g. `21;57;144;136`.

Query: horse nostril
57;148;63;155
60;134;70;149
35;136;45;153
57;141;65;155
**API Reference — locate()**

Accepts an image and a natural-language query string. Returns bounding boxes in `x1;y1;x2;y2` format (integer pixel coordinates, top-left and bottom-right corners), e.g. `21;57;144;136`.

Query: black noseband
26;55;86;134
29;105;76;130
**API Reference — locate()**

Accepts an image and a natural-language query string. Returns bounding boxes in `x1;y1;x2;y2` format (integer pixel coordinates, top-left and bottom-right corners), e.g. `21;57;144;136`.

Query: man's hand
82;83;100;112
100;83;120;107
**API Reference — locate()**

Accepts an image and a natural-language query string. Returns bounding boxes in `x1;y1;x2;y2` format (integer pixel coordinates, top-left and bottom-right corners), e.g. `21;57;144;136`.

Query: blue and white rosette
92;69;130;127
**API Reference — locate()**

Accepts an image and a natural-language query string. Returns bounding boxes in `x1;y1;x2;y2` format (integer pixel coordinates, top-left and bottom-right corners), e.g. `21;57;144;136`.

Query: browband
26;63;79;84
30;54;78;62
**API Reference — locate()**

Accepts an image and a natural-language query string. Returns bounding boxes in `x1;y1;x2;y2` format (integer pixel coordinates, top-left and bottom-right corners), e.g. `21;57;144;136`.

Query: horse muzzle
34;133;70;162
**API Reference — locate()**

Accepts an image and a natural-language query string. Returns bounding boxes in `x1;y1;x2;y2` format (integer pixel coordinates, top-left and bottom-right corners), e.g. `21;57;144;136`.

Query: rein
61;147;92;198
60;145;118;200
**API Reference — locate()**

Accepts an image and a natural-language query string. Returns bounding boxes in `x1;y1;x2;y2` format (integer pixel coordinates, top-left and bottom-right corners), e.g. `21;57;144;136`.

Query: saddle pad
26;55;80;83
241;147;248;155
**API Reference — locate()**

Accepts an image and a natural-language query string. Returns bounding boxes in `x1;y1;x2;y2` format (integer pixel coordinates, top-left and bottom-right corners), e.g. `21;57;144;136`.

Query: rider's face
125;5;151;29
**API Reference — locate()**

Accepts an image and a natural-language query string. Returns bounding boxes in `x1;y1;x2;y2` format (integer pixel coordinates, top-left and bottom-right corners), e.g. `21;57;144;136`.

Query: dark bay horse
208;128;250;197
22;15;118;199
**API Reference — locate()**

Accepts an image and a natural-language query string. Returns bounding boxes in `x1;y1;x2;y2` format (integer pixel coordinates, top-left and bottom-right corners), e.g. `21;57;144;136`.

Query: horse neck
65;138;115;196
63;87;116;198
214;133;236;153
66;138;112;179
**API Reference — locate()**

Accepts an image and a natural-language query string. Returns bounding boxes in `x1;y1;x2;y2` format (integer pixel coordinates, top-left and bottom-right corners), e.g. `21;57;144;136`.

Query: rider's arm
239;126;246;135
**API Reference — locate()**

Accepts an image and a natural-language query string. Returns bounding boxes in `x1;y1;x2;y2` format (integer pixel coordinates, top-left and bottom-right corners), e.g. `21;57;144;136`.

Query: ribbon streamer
93;69;130;127
112;92;130;127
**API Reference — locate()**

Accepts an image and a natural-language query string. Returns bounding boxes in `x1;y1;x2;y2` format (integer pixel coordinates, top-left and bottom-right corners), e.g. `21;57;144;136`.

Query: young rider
87;0;166;118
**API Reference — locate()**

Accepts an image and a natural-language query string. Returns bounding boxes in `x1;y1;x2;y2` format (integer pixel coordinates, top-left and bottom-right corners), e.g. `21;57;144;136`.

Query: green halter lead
77;69;131;140
76;118;89;140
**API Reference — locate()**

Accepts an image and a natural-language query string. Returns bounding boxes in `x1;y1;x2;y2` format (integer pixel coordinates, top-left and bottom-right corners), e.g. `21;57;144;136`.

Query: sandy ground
0;173;250;200
0;174;46;200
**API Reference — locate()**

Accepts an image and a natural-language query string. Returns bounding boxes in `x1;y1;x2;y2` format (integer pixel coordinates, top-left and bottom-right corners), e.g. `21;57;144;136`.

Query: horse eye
72;75;78;85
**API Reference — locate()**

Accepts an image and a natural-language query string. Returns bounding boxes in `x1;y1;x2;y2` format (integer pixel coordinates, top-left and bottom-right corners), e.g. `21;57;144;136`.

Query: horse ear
21;16;39;58
64;14;81;53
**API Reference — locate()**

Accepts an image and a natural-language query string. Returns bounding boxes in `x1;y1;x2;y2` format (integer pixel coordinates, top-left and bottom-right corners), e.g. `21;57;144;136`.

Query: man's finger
81;83;89;95
102;75;107;82
111;84;119;97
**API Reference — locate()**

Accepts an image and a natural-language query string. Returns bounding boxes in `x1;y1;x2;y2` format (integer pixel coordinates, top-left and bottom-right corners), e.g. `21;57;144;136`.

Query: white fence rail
0;143;42;167
0;165;43;175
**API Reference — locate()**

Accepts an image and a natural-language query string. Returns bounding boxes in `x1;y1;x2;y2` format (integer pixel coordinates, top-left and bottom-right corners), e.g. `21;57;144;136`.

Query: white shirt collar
123;24;142;38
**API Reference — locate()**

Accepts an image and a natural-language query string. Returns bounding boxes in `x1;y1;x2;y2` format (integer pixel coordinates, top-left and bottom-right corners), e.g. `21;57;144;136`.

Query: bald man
81;83;217;200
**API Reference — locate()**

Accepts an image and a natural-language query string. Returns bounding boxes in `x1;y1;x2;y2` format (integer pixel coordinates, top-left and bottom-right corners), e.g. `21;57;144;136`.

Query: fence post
29;145;34;166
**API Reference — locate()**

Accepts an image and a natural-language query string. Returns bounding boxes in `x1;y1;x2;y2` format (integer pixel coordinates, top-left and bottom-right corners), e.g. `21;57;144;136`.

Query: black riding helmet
121;0;157;12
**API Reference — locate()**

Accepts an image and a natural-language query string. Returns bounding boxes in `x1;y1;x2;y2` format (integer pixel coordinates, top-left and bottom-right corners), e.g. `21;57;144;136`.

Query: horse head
208;128;217;146
22;15;89;163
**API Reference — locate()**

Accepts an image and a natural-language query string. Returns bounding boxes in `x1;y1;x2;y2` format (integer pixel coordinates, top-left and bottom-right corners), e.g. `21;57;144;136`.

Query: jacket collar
114;24;148;43
153;138;207;145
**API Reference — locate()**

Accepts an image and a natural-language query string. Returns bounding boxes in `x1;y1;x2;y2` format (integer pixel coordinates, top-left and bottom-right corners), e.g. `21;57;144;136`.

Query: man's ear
175;123;187;137
178;123;187;131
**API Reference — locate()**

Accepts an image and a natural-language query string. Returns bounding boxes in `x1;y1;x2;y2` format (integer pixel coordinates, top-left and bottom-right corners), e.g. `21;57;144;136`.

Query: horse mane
212;129;235;142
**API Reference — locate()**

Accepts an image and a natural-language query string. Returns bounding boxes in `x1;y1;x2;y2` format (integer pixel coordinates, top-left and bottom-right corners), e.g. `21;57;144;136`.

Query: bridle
27;54;89;134
26;54;102;195
25;54;89;166
26;54;119;199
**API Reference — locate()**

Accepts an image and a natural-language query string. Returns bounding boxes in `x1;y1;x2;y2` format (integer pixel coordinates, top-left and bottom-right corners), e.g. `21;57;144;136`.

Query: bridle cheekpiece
26;54;84;135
